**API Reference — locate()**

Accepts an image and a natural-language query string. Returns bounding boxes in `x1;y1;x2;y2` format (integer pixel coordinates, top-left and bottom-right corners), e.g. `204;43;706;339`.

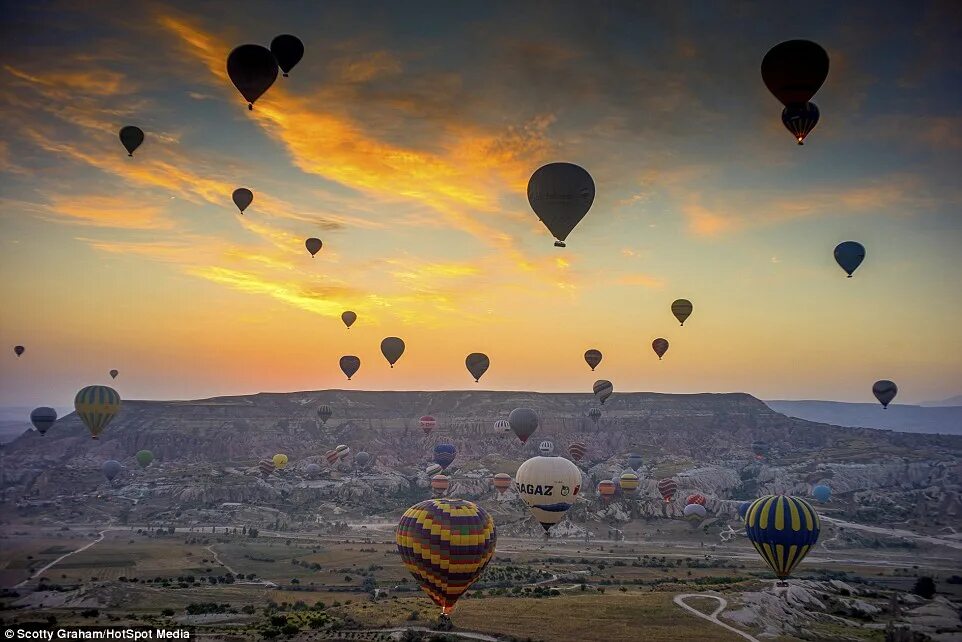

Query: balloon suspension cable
248;104;253;111
128;153;133;157
283;73;289;78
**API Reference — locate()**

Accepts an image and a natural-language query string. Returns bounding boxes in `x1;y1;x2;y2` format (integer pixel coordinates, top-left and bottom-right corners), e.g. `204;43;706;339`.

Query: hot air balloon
494;419;510;435
270;34;303;77
335;444;351;460
433;443;457;470
305;237;322;257
325;450;339;465
356;451;372;469
592;380;613;405
686;493;707;506
30;407;57;435
782;102;819;145
515;456;582;532
873;380;898;409
508;408;539;444
626;453;643;471
684;503;708;522
14;345;24;357
657;478;677;503
119;126;144;157
492;473;512;494
538;439;555;456
135;450;154;468
306;463;321;478
259;459;275;476
396;498;496;616
567;442;587;462
738;501;752;520
426;463;442;476
812;485;831;503
74;386;121;439
109;369;119;380
102;460;122;482
430;474;450;496
273;454;289;469
587;407;602;424
671;299;693;326
465;353;489;382
232;188;253;214
340;355;360;380
745;495;820;583
652;338;669;360
619;471;640;493
420;415;437;435
598;480;616;503
527;162;595;247
751;440;770;461
341;311;357;329
226;44;278;110
381;337;405;368
761;40;830;107
317;404;333;424
834;241;865;278
584;349;602;371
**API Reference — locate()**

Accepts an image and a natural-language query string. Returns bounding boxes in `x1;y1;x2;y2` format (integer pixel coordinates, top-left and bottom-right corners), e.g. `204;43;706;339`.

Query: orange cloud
616;274;665;288
681;199;735;236
44;194;175;230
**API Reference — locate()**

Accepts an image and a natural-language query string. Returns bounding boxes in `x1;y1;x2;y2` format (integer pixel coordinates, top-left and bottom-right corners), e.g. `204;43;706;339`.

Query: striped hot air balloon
592;380;613;404
657;478;677;503
396;498;496;615
598;480;616;502
619;471;640;493
258;459;274;476
745;495;820;582
567;441;587;462
686;493;706;506
430;474;450;496
494;419;511;435
335;444;351;460
433;443;457;469
426;463;443;476
74;385;122;439
420;415;437;435
492;473;512;494
325;450;339;465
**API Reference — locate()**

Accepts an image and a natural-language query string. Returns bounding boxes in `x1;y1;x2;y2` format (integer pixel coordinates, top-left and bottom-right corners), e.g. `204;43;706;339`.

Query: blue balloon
433;443;457;470
738;501;752;520
834;241;865;278
812;485;831;503
745;495;820;580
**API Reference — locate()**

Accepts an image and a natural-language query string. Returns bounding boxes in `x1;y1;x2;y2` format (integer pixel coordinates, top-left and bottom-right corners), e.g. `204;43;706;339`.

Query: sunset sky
1;1;960;408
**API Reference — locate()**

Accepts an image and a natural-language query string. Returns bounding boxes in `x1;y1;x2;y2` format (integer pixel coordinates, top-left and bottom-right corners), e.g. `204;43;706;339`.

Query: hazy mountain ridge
765;399;962;435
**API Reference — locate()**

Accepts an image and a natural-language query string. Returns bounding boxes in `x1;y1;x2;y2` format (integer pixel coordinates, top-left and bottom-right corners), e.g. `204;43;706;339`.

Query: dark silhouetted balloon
508;407;539;444
341;311;356;329
232;188;253;214
671;299;693;326
305;237;322;257
340;355;360;380
652;338;669;360
873;380;897;409
834;241;865;278
226;44;279;110
627;453;643;471
380;337;405;368
30;407;57;435
466;352;489;382
109;369;118;380
761;40;830;106
102;459;122;481
527;162;595;247
270;34;304;77
782;102;820;145
317;404;333;424
593;380;613;404
584;349;602;371
119;126;144;157
355;451;372;469
14;345;24;357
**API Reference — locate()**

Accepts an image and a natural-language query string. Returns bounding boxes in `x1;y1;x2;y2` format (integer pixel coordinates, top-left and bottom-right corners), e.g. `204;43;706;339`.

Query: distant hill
920;394;962;407
764;400;962;435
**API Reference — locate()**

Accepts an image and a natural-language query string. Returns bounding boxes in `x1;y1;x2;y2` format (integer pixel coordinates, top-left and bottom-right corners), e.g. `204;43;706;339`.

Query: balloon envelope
834;241;865;277
75;386;121;439
317;404;333;424
232;188;253;213
433;443;457;469
420;415;437;434
492;473;512;494
341;311;357;329
356;451;372;468
306;463;321;477
339;355;361;380
14;345;25;357
508;407;539;444
652;338;669;360
396;498;496;614
761;40;830;106
584;349;602;371
812;485;831;503
619;471;640;492
514;456;582;531
587;407;602;423
598;480;616;498
593;380;613;404
119;126;144;156
430;474;450;495
745;495;820;579
465;353;489;382
109;369;119;380
671;299;693;326
873;380;898;408
626;453;643;471
270;34;304;76
538;439;555;456
782;102;819;144
567;441;587;462
226;44;278;109
684;503;708;520
305;237;322;257
380;337;405;367
102;460;122;481
738;501;752;520
30;407;57;435
494;419;510;435
657;478;677;503
686;493;706;506
425;463;442;476
272;454;288;469
135;450;154;468
527;162;595;245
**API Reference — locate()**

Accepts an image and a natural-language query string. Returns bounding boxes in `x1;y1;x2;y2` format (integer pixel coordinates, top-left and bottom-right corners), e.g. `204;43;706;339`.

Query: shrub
912;577;936;599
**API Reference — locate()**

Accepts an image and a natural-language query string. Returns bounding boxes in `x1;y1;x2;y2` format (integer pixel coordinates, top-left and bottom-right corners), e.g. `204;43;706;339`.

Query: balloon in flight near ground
761;40;830;107
657;478;677;503
508;407;539;444
514;455;582;531
686;493;707;506
598;479;616;502
671;299;693;326
782;102;820;145
380;337;405;368
584;349;602;371
527;162;595;247
226;44;279;110
396;498;496;615
492;473;512;494
538;439;555;456
136;450;154;468
30;407;57;435
430;474;450;496
494;419;511;435
567;441;587;462
420;415;436;435
626;453;643;471
232;188;253;214
259;459;275;476
593;380;613;405
335;444;351;460
109;369;119;380
745;495;820;581
355;451;372;469
325;450;338;465
339;355;360;380
873;380;898;409
119;126;144;156
102;460;122;481
619;471;640;493
652;338;669;360
433;443;457;469
834;241;865;278
305;237;322;257
341;311;357;329
305;463;321;478
270;34;304;77
317;404;333;424
14;345;24;357
812;485;832;503
272;453;288;469
751;440;770;460
75;385;121;439
465;353;489;382
684;503;708;522
426;463;442;476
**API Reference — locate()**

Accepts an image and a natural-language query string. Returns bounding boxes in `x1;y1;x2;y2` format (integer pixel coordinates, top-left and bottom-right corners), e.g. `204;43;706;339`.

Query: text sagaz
516;484;554;495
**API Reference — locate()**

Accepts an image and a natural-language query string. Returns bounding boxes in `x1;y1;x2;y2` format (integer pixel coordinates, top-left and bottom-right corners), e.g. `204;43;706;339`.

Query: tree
912;577;936;599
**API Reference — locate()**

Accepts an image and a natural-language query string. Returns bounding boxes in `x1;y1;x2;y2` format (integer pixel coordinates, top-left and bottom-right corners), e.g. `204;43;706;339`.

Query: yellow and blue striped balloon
745;495;820;580
74;385;121;439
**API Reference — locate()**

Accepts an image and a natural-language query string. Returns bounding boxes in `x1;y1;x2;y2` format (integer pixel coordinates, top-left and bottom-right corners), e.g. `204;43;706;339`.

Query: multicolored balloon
259;459;275;476
619;471;640;493
567;441;587;462
657;478;677;503
745;495;820;581
598;480;616;502
420;415;437;435
426;463;442;476
538;439;555;456
514;456;582;531
74;386;121;439
430;474;450;496
325;450;338;465
592;380;613;404
494;419;511;435
686;493;706;506
335;444;351;460
492;473;512;494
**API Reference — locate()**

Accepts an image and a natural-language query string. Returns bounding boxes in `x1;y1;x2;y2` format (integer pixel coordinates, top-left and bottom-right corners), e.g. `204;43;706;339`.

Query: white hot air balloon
514;456;582;533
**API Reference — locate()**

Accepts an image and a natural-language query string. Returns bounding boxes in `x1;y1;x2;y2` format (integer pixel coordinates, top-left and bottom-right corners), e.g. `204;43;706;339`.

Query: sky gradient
1;1;960;408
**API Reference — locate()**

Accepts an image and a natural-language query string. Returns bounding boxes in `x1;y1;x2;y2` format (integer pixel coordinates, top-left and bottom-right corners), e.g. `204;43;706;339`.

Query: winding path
14;529;110;588
673;593;760;642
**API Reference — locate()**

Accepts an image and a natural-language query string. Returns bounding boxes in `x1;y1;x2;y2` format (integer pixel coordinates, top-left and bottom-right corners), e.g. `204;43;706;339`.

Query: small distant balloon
538;439;555;456
466;352;490;382
620;471;640;493
782;102;819;145
419;415;437;435
341;311;357;329
671;299;693;326
527;162;595;247
492;472;512;494
657;478;677;503
567;441;587;462
873;380;898;409
317;404;333;424
684;503;708;522
305;237;322;257
494;419;511;435
593;380;613;405
226;44;279;110
834;241;865;278
738;501;752;520
232;188;253;214
652;338;669;360
14;345;24;357
425;463;442;476
433;443;457;469
812;485;831;502
136;450;154;468
626;453;643;471
380;337;405;368
430;474;450;496
598;480;616;502
102;460;122;482
340;355;361;380
587;407;602;424
109;369;119;380
270;34;304;77
305;463;321;478
273;453;288;469
584;349;602;371
119;126;144;157
686;493;707;506
30;407;57;435
508;407;539;444
355;451;372;469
